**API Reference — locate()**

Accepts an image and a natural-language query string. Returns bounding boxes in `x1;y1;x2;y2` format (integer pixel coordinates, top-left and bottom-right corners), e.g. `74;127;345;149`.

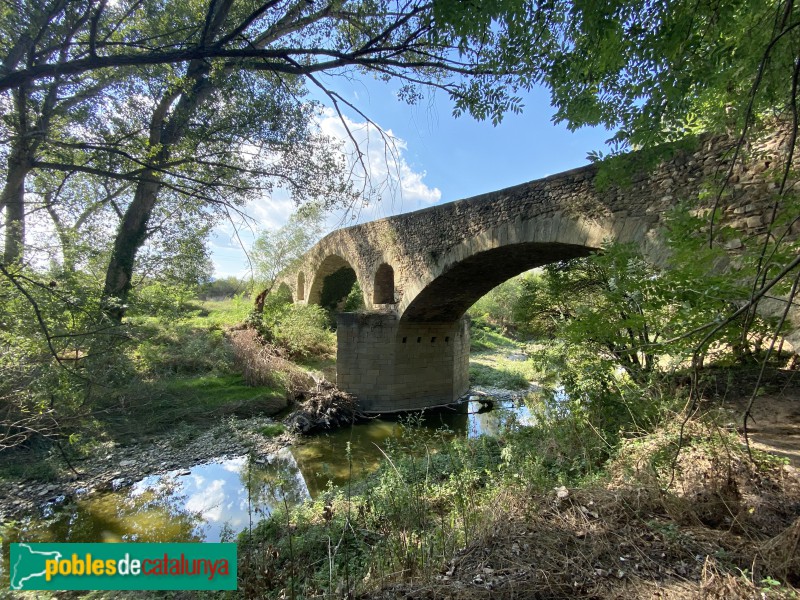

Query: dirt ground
730;387;800;467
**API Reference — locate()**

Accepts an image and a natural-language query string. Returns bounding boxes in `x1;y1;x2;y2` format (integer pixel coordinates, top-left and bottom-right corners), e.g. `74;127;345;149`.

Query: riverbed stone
0;415;295;521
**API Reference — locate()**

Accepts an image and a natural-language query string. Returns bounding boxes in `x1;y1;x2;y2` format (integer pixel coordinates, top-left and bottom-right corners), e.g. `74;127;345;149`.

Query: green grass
99;295;290;440
469;319;523;352
100;373;288;441
469;362;530;389
0;452;59;482
258;423;286;437
294;354;337;381
467;321;539;389
164;374;286;410
188;296;253;328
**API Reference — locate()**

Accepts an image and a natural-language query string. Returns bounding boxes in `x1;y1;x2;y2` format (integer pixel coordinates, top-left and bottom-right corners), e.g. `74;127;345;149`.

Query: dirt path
730;387;800;466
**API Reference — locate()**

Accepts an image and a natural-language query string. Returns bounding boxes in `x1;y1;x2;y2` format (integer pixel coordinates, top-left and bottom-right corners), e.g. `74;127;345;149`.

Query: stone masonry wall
337;313;470;412
282;128;796;324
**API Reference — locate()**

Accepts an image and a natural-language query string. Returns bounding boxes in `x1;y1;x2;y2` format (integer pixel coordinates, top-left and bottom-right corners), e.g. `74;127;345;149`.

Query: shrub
135;324;236;376
271;304;335;359
258;297;335;360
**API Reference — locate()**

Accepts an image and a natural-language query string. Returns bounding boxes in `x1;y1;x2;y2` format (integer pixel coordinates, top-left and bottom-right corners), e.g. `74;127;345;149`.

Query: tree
469;275;525;333
251;204;325;312
539;0;798;149
201;275;249;299
0;0;553;321
0;0;551;449
0;0;124;264
543;0;800;362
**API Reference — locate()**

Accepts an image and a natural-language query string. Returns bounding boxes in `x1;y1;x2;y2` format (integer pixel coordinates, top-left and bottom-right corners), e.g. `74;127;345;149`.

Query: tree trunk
2;153;30;264
101;176;161;321
98;0;231;322
254;281;276;314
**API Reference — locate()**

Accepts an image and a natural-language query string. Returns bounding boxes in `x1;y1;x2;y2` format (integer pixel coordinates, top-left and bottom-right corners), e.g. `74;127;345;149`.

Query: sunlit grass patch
469;320;522;352
258;423;286;437
163;374;287;414
188;295;253;328
469;352;539;390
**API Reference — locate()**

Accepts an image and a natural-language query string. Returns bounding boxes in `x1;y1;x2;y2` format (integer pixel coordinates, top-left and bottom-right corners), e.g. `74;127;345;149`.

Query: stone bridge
279;132;791;412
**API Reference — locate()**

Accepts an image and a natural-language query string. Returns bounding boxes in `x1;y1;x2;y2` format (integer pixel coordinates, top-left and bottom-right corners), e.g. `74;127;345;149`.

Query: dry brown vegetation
228;325;364;435
367;423;800;600
227;326;314;393
285;380;364;434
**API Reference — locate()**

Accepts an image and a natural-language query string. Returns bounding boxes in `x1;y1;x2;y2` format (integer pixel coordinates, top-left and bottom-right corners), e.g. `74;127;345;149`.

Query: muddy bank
0;415;294;521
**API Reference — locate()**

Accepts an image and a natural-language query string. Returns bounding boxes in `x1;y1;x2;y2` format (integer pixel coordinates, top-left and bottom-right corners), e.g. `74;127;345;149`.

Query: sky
210;75;612;278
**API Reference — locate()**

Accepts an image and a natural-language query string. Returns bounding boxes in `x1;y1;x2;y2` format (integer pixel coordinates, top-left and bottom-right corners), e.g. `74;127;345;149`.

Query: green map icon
10;543;63;590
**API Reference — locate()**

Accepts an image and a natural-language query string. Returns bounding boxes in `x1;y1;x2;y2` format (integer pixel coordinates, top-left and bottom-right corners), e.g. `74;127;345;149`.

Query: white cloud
210;109;441;277
185;478;227;522
317;108;441;226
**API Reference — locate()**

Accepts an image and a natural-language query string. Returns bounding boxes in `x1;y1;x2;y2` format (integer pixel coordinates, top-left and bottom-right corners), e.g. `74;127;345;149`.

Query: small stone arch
297;272;305;301
373;263;395;304
308;254;359;308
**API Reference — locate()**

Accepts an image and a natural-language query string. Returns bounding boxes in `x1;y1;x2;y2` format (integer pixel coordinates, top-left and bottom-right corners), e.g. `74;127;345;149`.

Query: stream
8;398;535;544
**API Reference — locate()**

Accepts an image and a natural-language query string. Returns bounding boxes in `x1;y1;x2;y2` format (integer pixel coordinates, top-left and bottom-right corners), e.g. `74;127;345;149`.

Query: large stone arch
398;212;656;322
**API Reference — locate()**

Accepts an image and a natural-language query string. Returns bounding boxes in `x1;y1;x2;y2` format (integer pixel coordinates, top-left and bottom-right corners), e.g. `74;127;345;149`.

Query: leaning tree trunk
98;0;232;323
101;176;161;322
99;73;215;323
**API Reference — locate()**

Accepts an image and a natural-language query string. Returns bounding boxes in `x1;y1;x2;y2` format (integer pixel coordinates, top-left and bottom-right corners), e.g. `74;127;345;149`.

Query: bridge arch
276;282;293;302
334;213;662;412
398;213;655;322
401;242;592;322
373;263;395;304
307;254;363;311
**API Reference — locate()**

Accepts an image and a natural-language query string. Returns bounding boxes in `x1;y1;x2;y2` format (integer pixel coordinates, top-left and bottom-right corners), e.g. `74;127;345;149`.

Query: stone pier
336;313;470;412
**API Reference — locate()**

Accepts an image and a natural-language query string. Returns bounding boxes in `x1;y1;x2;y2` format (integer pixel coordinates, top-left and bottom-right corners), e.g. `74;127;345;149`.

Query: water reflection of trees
243;450;309;523
22;481;205;544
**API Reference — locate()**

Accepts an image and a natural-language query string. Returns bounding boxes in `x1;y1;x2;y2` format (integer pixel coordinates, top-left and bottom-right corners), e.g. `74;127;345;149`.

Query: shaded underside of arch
374;263;395;304
276;282;293;302
402;242;594;322
307;254;355;306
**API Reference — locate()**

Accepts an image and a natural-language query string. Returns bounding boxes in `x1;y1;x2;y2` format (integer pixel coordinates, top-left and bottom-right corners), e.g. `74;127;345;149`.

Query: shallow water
293;400;535;495
12;400;535;544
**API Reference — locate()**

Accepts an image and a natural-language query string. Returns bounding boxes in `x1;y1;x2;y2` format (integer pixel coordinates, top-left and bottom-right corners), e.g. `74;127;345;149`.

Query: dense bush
0;266;111;449
272;305;336;359
257;292;335;359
